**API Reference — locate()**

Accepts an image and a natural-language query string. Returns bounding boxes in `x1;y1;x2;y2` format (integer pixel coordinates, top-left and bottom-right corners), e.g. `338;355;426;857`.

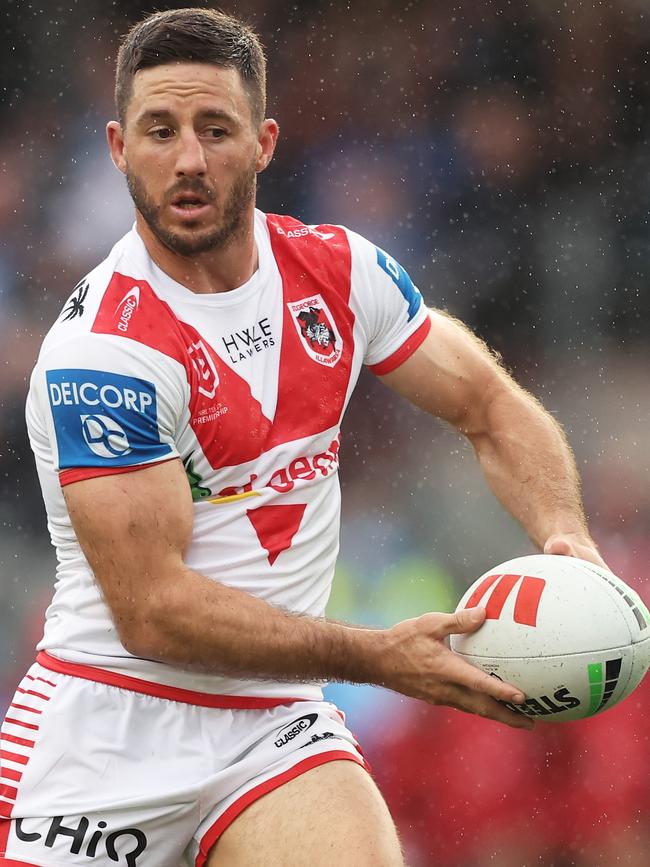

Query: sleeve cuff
59;456;177;487
366;315;432;376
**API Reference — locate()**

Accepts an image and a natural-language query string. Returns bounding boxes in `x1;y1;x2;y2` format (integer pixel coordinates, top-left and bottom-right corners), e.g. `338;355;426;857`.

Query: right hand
377;607;534;730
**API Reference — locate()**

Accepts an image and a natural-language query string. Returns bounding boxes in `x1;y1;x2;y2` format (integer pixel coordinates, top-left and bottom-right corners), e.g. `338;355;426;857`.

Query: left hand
543;532;609;570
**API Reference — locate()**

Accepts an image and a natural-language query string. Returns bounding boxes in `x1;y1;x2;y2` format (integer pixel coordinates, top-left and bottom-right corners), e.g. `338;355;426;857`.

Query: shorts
0;659;367;867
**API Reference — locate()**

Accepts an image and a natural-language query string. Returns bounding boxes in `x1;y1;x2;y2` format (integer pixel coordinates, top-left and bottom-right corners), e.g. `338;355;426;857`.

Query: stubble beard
126;161;257;257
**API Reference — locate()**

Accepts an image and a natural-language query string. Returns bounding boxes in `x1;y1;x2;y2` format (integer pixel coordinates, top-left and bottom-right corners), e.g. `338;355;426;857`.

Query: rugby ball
449;555;650;722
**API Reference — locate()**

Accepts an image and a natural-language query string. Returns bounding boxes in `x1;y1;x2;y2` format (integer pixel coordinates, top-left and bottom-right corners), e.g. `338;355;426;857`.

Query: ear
255;118;279;174
107;121;127;174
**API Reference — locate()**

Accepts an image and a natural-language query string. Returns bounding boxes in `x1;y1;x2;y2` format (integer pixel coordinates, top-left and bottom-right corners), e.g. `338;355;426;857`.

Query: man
0;8;604;867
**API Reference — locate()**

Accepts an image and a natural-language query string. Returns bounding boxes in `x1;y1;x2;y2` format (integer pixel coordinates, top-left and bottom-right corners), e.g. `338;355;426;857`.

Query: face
107;63;277;257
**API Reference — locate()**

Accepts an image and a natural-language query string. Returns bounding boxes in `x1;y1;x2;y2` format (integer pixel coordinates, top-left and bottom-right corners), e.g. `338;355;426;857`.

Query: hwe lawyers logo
463;573;546;627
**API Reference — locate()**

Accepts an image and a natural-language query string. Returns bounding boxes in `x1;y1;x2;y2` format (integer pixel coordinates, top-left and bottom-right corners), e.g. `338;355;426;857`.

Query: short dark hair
115;8;267;126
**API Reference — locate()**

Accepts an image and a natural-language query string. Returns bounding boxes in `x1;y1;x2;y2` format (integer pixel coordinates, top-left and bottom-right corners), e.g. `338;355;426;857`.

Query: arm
63;460;533;729
379;309;605;566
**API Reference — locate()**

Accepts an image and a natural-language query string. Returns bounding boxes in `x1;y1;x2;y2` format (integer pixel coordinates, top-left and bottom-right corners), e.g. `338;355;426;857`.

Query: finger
435;683;535;731
543;537;575;556
431;607;487;639
440;649;526;704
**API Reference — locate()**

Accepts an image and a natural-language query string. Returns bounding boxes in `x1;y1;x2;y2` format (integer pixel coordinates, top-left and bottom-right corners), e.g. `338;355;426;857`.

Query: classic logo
15;816;147;866
287;294;343;367
274;713;318;748
60;280;89;322
187;340;219;399
463;573;546;627
113;286;140;333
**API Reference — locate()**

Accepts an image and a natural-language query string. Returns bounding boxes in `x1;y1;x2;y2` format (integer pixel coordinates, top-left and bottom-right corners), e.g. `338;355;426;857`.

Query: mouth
169;191;213;221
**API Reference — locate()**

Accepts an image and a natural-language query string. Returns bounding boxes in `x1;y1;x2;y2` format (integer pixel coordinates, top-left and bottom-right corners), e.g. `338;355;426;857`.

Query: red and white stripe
0;669;57;857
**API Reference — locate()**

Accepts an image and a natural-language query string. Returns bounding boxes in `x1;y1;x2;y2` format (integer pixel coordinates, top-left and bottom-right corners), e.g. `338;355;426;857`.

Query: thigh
206;760;405;867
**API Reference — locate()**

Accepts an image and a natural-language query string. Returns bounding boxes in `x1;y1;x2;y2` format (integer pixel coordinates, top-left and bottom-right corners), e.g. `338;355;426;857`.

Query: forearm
466;382;588;548
122;564;384;685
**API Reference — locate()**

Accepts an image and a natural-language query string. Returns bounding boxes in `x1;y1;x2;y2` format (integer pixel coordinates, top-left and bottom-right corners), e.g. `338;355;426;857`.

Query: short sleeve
29;332;185;486
347;231;431;374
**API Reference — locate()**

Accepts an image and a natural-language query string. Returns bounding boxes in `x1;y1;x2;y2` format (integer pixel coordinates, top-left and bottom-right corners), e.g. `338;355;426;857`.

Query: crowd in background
3;1;650;864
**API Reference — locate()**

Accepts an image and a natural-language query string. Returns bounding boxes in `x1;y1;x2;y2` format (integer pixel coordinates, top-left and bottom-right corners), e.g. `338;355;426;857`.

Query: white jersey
26;209;431;704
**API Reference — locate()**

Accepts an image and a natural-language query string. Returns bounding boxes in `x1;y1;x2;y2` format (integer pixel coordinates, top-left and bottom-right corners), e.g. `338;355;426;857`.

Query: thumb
544;537;574;557
449;606;486;635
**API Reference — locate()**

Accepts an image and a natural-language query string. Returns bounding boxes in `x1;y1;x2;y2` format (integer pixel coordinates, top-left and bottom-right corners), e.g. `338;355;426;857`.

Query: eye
205;127;227;139
150;127;174;140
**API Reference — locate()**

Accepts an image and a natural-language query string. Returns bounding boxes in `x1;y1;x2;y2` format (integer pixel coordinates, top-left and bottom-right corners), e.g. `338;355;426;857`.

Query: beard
126;160;257;257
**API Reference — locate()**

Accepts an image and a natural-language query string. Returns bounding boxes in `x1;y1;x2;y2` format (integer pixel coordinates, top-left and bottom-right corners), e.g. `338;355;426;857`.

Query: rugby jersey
25;209;431;703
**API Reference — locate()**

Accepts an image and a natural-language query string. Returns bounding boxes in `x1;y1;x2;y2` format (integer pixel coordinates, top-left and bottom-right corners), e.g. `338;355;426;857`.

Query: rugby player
0;8;605;866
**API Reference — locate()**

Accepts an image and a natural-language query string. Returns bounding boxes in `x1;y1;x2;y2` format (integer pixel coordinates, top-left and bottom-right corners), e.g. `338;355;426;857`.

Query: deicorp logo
463;573;546;626
47;369;172;470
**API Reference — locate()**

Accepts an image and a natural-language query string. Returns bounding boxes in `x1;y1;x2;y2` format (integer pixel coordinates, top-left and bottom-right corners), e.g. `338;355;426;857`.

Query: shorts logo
16;816;147;866
81;414;132;458
287;295;342;367
47;369;172;470
274;713;318;747
188;340;219;398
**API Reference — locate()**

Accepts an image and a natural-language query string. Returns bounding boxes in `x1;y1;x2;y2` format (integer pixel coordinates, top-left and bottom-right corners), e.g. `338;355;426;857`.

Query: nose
174;130;207;177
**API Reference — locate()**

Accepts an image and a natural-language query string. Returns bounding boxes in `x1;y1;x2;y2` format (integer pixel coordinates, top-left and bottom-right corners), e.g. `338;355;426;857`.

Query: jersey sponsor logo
375;247;422;321
274;713;318;747
60;280;89;322
46;369;172;470
221;317;275;364
114;285;140;333
274;224;335;241
463;573;546;627
287;294;343;367
15;816;147;865
187;339;220;399
81;413;132;458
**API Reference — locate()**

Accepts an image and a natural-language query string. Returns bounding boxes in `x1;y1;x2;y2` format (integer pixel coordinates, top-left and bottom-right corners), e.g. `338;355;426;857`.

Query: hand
543;532;609;570
378;608;535;730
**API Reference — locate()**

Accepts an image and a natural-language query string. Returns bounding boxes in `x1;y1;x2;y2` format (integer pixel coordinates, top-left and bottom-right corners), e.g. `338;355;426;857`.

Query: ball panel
455;645;637;722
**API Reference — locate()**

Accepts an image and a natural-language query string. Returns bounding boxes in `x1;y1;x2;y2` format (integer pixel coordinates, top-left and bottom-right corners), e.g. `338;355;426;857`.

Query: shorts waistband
35;652;307;710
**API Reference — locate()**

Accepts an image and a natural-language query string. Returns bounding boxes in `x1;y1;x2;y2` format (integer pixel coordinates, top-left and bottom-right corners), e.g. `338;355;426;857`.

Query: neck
135;209;258;294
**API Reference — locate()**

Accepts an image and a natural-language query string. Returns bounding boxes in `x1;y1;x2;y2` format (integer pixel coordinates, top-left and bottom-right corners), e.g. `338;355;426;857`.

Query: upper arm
378;309;512;434
63;459;194;649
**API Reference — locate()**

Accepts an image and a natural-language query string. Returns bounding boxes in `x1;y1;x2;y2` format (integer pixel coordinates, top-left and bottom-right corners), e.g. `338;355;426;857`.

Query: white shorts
0;659;367;866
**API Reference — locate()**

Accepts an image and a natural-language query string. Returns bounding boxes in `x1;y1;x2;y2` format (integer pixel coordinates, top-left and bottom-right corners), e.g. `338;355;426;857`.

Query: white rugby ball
450;554;650;722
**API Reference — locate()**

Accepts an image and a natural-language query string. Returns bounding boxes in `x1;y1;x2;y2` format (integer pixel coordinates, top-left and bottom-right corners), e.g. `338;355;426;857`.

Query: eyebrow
134;108;238;127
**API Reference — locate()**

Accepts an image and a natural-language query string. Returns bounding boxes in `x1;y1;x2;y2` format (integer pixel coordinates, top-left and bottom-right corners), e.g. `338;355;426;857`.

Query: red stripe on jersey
0;753;27;768
2;720;38;733
8;706;41;717
59;456;178;487
368;315;432;376
0;770;21;784
0;789;16;804
265;215;355;449
0;736;34;751
195;750;366;865
0;803;12;820
36;652;307;709
92;273;272;470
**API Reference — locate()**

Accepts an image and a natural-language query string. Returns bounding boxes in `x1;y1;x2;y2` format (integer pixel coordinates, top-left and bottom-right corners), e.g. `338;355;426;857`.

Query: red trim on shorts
59;457;177;487
195;750;366;866
36;653;309;710
367;315;432;376
8;707;40;717
0;771;20;785
0;859;44;866
0;754;27;768
2;720;38;734
0;817;11;859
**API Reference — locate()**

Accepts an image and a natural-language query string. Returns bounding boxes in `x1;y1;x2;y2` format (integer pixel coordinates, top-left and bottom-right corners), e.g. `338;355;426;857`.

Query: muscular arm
381;310;603;563
63;461;532;729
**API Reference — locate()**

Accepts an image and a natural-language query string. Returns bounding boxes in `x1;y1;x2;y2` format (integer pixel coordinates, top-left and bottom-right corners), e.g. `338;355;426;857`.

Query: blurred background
2;0;650;863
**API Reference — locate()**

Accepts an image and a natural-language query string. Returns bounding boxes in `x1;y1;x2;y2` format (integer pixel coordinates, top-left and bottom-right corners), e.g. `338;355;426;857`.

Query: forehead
128;62;251;123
